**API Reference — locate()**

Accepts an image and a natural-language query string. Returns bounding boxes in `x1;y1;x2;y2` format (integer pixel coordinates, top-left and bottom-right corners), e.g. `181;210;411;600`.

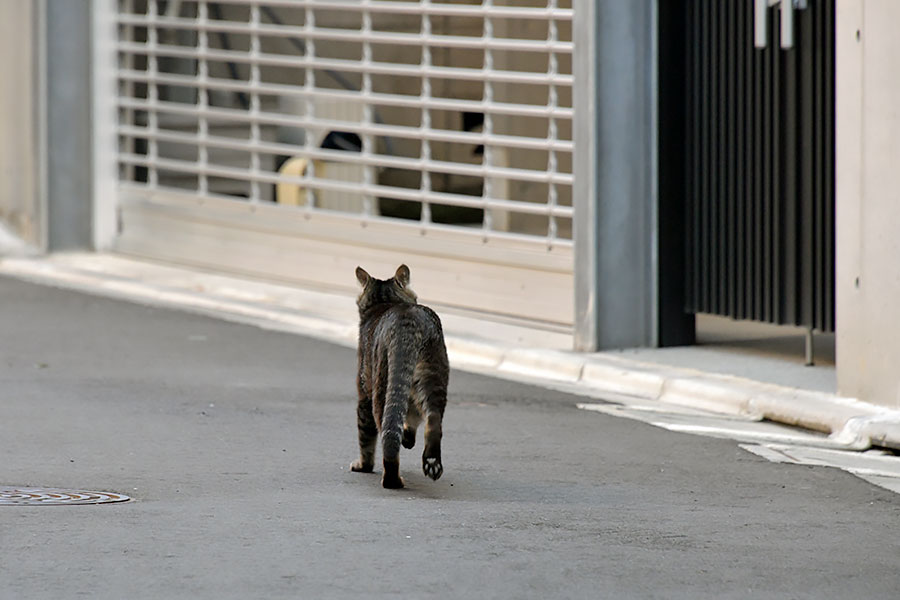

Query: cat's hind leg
402;404;421;449
381;357;414;489
422;391;446;481
414;363;447;481
381;395;408;489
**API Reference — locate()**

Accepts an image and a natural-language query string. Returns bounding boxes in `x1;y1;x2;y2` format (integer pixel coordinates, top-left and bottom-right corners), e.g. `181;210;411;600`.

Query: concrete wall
46;0;93;250
835;0;900;408
0;0;95;252
0;0;43;248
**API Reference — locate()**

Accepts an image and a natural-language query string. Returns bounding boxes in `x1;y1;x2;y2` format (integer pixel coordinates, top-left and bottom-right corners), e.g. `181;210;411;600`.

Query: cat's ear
394;264;411;288
355;266;371;287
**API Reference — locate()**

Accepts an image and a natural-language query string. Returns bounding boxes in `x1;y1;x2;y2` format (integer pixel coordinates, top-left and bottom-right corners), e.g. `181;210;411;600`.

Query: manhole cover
0;487;131;505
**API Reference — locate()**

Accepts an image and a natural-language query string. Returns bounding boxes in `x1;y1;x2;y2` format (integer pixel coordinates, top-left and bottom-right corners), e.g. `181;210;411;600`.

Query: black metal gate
681;0;835;332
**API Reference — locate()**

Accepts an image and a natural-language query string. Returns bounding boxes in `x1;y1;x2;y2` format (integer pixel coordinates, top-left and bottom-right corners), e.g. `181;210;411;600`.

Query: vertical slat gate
683;0;835;333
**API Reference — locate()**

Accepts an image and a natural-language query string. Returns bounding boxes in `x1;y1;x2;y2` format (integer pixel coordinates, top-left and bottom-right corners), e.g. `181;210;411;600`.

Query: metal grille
114;0;573;247
683;0;835;332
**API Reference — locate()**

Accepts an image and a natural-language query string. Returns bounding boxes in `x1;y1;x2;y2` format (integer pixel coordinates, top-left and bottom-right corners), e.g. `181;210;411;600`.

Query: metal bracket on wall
755;0;810;49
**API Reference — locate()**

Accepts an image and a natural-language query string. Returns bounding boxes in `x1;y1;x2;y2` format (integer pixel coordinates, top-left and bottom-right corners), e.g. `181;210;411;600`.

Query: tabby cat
351;264;449;489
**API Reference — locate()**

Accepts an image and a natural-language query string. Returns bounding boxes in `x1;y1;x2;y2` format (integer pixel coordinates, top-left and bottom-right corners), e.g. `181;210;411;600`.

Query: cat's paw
350;459;374;473
402;427;417;449
382;460;404;489
382;474;405;489
422;457;443;481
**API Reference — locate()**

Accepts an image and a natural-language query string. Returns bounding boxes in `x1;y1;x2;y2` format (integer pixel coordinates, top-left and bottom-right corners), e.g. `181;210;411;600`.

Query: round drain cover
0;487;131;505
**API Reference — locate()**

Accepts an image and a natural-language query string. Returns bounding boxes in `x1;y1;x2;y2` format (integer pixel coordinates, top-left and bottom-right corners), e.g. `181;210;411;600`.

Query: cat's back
373;302;444;345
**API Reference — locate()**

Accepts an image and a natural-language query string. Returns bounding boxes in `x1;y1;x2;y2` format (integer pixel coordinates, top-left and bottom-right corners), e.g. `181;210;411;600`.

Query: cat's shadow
352;469;558;504
350;472;454;500
391;478;458;500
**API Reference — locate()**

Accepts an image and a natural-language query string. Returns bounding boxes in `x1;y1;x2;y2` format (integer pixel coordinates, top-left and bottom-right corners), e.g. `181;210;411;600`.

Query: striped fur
351;265;449;489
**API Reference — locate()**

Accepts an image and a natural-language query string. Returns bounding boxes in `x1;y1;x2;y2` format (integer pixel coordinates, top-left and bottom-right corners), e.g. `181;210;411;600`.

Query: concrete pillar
573;0;694;351
835;0;900;408
46;0;94;250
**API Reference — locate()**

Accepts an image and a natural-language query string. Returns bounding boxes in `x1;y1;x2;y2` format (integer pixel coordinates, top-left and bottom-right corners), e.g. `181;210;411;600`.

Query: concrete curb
4;252;900;451
491;348;900;450
497;349;584;382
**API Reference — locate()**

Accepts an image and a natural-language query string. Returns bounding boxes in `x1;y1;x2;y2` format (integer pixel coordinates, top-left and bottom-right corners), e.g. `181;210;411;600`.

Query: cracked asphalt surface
1;276;899;599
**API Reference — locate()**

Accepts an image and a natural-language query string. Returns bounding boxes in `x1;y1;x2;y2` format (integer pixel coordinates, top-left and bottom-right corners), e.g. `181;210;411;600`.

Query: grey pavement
2;276;899;600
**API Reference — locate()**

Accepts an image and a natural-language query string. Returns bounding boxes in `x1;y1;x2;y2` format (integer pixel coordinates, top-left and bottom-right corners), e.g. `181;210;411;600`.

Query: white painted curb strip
3;253;900;451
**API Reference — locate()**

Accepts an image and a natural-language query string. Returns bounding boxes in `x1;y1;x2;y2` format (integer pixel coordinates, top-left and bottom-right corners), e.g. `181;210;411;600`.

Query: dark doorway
666;0;836;335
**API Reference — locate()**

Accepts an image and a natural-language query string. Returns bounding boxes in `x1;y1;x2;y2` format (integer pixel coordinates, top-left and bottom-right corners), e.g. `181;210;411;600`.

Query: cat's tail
382;339;417;467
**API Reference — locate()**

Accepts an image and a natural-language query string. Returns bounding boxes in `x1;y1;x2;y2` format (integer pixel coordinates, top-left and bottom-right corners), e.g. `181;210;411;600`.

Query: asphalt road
1;276;898;599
